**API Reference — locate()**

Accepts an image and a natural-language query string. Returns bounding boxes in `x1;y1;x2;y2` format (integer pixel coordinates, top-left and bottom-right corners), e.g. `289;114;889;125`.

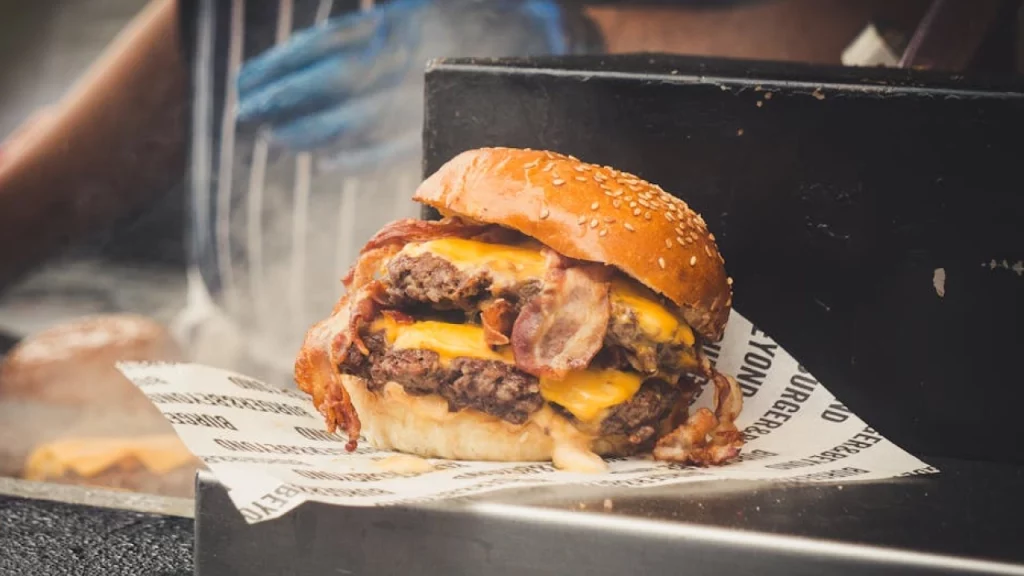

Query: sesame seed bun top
413;147;732;341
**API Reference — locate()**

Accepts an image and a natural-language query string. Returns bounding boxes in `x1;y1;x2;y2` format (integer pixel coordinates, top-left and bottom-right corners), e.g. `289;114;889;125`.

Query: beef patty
384;254;492;311
339;333;683;436
600;379;681;444
341;333;544;424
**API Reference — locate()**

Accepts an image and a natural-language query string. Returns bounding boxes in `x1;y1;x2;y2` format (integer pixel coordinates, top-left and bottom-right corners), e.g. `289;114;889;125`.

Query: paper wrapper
117;310;937;524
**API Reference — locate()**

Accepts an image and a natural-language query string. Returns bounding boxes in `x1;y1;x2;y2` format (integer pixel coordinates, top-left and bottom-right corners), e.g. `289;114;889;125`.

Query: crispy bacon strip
343;245;398;291
511;251;612;379
294;284;381;451
480;298;515;346
653;371;744;466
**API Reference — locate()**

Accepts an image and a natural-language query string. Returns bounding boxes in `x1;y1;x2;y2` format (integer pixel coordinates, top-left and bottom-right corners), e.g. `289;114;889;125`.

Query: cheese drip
369;317;642;422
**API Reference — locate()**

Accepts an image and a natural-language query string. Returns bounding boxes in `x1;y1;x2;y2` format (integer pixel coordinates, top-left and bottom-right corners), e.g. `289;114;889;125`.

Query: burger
295;147;743;472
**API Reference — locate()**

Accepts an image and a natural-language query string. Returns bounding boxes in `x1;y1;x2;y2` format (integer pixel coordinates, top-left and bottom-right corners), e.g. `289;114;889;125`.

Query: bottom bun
341;375;647;472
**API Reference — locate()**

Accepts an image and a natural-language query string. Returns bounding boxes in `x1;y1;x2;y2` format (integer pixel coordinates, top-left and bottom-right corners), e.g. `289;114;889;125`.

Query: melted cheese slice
370;317;640;422
371;317;514;364
402;237;548;288
402;237;694;346
23;435;194;480
539;370;643;422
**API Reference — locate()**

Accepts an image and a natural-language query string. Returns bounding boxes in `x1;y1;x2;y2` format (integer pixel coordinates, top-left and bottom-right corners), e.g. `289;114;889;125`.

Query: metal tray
194;458;1024;575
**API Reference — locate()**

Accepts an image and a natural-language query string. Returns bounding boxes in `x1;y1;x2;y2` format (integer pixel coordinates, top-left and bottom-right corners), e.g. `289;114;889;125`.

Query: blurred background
0;0;1021;501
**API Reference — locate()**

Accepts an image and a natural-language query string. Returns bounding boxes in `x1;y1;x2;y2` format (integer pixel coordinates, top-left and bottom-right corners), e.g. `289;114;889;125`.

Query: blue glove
235;0;600;164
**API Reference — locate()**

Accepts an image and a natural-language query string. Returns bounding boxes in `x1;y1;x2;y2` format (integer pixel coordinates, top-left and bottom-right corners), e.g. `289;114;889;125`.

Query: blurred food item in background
23;435;199;497
0;314;183;408
0;314;202;499
0;0;186;292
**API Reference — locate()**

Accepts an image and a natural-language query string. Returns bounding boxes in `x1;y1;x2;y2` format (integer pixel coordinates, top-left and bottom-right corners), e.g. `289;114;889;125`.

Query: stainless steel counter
195;458;1024;575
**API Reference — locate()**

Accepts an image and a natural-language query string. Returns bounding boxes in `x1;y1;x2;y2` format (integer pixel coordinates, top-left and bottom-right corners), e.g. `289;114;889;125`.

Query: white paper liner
117;309;937;524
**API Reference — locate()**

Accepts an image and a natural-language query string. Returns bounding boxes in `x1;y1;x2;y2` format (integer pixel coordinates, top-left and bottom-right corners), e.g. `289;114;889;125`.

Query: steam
200;0;547;383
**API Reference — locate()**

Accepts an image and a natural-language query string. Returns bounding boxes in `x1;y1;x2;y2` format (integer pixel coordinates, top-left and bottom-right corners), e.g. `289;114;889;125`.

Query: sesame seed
604;217;615;223
542;163;555;172
576;176;588;182
624;223;635;232
524;159;539;169
727;277;733;285
612;200;621;208
704;245;714;258
600;184;612;191
604;190;614;197
664;239;672;249
599;229;608;237
689;256;697;266
629;201;637;208
594;173;606;182
644;212;652;220
580;164;591;172
568;155;579;161
590;218;599;228
590;202;600;210
665;212;675;222
574;166;585;173
577;215;587;224
633;208;642;216
677;236;685;246
540;208;550;219
709;233;716;241
658;258;666;269
638;199;650;208
553;179;565;186
545;151;555;159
